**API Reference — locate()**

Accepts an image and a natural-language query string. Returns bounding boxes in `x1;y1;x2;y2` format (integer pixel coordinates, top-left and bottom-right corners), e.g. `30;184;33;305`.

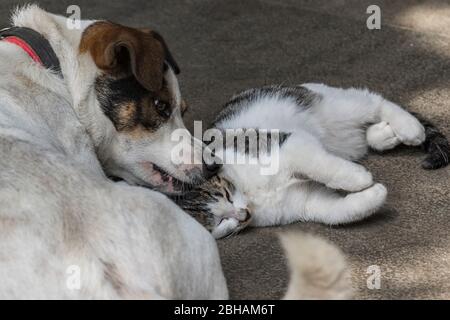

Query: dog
0;5;352;299
0;4;226;299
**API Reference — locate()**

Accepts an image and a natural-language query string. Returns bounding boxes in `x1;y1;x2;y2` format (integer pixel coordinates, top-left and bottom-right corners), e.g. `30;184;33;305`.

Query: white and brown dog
0;5;350;299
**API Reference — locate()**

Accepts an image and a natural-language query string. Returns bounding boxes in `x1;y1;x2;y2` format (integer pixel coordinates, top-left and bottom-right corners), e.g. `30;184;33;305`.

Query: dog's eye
154;99;171;118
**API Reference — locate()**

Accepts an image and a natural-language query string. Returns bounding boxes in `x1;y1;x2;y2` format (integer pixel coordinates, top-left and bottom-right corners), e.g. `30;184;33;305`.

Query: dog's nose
202;160;222;179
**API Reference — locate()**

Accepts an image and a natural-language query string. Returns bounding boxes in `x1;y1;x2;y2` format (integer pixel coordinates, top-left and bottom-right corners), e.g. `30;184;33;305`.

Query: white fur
281;232;353;300
12;4;205;192
0;6;376;300
0;5;227;299
214;84;425;227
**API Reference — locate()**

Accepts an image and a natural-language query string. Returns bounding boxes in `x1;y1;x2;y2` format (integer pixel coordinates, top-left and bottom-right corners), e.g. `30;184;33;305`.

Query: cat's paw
211;218;239;239
354;183;387;211
367;122;400;151
327;164;373;192
389;113;425;146
340;183;387;223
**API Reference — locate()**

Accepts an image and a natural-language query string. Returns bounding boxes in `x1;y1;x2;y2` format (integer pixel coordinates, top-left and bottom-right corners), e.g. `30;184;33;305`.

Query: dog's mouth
151;164;196;194
109;163;200;195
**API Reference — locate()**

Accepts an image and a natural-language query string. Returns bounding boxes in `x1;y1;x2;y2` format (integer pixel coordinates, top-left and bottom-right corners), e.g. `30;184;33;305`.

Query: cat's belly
247;179;305;227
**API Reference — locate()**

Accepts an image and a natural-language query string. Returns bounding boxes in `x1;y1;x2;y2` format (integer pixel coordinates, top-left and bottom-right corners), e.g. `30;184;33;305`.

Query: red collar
0;26;62;77
2;36;43;65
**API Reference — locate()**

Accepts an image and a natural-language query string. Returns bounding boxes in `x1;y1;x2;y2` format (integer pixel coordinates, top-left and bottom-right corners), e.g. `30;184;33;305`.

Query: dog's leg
283;182;387;225
281;132;374;192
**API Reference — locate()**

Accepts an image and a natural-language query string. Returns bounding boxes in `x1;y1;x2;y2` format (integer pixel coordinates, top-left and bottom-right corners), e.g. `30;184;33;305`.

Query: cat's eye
213;192;223;198
224;189;232;202
153;99;171;118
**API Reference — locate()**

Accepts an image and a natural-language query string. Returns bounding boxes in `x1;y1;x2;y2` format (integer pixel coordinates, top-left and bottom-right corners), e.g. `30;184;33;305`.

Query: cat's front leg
282;132;373;192
301;183;387;225
324;158;375;192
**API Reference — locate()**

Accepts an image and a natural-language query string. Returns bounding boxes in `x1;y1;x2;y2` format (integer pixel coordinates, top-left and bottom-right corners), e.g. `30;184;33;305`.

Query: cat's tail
411;112;449;170
280;232;353;300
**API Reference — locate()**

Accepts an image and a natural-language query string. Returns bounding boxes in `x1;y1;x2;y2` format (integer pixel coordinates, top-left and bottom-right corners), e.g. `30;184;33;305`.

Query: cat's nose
243;209;252;222
202;159;222;179
237;209;252;222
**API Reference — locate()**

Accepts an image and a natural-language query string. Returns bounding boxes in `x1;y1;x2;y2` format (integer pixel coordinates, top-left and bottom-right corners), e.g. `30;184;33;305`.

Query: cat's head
173;175;252;239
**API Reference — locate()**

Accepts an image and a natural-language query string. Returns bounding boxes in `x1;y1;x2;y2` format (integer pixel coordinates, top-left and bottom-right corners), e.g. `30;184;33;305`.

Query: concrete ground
0;0;448;299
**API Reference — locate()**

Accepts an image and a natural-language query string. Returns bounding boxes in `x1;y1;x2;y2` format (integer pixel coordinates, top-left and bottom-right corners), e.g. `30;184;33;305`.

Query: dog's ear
139;28;180;75
80;22;166;92
180;99;189;116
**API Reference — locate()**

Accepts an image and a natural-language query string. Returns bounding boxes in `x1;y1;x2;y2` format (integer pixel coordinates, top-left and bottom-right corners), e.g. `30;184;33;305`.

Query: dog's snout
202;160;222;179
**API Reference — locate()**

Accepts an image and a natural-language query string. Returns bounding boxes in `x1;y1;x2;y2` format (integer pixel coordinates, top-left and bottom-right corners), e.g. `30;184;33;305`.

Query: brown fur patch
95;74;174;134
80;21;165;93
82;21;181;135
116;101;137;130
125;125;155;140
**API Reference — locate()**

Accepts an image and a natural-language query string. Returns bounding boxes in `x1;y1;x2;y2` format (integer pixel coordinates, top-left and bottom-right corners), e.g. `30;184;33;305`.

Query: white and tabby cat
174;84;448;239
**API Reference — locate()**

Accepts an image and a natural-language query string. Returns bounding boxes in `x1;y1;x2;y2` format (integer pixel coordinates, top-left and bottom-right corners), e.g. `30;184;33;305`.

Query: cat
173;84;449;239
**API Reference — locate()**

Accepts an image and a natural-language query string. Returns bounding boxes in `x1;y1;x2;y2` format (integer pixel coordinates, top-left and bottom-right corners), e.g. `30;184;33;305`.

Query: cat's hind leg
304;84;425;149
366;121;401;151
367;101;426;151
348;89;426;148
378;99;425;146
287;182;387;225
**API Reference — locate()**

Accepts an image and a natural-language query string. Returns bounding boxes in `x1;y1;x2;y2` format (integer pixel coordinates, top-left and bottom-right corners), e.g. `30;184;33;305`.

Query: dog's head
78;21;218;194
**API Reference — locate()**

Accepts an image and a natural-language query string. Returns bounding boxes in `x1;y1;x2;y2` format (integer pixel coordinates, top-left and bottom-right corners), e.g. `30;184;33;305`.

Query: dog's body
0;5;229;299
